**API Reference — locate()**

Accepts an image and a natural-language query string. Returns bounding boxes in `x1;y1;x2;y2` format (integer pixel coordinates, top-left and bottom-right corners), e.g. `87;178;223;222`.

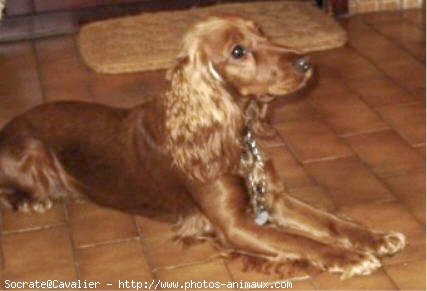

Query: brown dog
0;17;405;279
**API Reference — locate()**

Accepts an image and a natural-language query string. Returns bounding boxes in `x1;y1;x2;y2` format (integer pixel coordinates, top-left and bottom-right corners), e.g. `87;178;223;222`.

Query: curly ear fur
162;22;244;182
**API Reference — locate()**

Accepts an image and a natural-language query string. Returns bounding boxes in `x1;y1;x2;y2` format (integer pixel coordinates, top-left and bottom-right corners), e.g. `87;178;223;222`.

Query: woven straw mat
78;1;347;74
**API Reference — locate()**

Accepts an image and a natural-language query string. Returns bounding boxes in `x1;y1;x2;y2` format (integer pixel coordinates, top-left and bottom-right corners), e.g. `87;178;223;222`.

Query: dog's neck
161;66;244;182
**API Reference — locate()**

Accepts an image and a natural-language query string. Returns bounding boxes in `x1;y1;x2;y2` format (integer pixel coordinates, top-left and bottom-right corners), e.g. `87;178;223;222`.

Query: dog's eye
231;45;246;59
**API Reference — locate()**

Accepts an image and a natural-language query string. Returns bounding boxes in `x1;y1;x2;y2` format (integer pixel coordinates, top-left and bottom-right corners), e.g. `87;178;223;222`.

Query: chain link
242;126;270;225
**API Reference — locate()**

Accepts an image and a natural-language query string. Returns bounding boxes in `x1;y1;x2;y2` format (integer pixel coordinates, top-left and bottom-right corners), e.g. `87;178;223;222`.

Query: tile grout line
338;127;392;138
297;47;426;224
273;122;339;212
62;201;83;284
131;215;159;283
31;39;47;104
0;24;43;284
273;120;327;189
365;15;425;62
276;24;425;285
312;85;425;225
71;35;96;103
76;236;140;249
2;222;66;235
348;22;424;94
326;108;426;226
337;44;424;149
339;85;419;147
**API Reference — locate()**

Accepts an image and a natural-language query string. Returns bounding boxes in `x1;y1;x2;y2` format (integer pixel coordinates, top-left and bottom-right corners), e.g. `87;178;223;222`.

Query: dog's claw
18;202;31;213
32;199;53;213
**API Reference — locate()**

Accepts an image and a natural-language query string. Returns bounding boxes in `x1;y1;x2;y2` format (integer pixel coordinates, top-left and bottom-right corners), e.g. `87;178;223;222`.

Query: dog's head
168;16;313;102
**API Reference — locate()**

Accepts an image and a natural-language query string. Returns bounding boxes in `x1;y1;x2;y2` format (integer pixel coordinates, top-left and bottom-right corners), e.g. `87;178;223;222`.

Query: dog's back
0;101;195;220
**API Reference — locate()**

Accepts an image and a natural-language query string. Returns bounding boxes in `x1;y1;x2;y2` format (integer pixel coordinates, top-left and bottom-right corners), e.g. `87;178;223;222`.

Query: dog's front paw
375;232;406;256
0;189;53;213
322;250;381;280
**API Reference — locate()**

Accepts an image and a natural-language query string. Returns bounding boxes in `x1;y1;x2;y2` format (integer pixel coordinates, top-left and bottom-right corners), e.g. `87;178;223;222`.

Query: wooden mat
78;1;347;74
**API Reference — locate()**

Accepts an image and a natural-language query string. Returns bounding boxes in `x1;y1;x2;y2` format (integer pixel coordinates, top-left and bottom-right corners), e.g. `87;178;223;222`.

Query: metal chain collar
241;126;270;226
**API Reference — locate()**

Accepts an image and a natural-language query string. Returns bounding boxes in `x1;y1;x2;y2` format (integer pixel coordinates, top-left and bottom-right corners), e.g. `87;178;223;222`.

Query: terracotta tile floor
0;9;425;291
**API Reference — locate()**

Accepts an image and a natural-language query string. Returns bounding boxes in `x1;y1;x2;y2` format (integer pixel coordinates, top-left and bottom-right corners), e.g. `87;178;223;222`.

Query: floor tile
263;146;315;189
311;46;380;80
341;17;376;41
304;157;394;207
0;41;43;127
344;76;415;107
383;172;426;223
77;239;152;289
312;269;396;290
2;226;76;281
226;258;288;285
385;260;426;290
311;91;389;136
403;41;426;62
226;256;314;290
350;33;410;63
257;131;285;148
337;56;382;80
402;9;425;27
377;102;425;145
377;56;425;94
156;260;233;290
143;235;219;269
339;201;425;266
135;215;175;239
276;119;353;163
33;12;76;38
270;97;319;124
35;35;76;63
35;36;91;101
345;129;424;177
0;17;32;42
414;144;426;158
308;75;350;99
374;21;425;45
287;185;337;212
38;62;90;102
410;87;427;101
360;11;403;24
1;203;66;233
68;201;138;247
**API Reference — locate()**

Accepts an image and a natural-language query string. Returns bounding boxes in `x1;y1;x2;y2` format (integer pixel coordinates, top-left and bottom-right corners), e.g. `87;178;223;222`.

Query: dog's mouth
256;95;277;103
260;68;313;101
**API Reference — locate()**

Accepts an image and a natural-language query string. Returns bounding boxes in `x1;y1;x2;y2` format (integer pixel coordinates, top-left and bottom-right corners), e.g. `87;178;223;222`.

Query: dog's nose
293;56;311;73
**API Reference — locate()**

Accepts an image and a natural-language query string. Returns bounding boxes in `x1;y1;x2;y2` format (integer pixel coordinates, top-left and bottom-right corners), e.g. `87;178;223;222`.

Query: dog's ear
166;56;189;81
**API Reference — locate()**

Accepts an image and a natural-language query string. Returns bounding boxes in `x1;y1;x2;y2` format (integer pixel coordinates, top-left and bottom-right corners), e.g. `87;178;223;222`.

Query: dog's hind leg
0;137;79;213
